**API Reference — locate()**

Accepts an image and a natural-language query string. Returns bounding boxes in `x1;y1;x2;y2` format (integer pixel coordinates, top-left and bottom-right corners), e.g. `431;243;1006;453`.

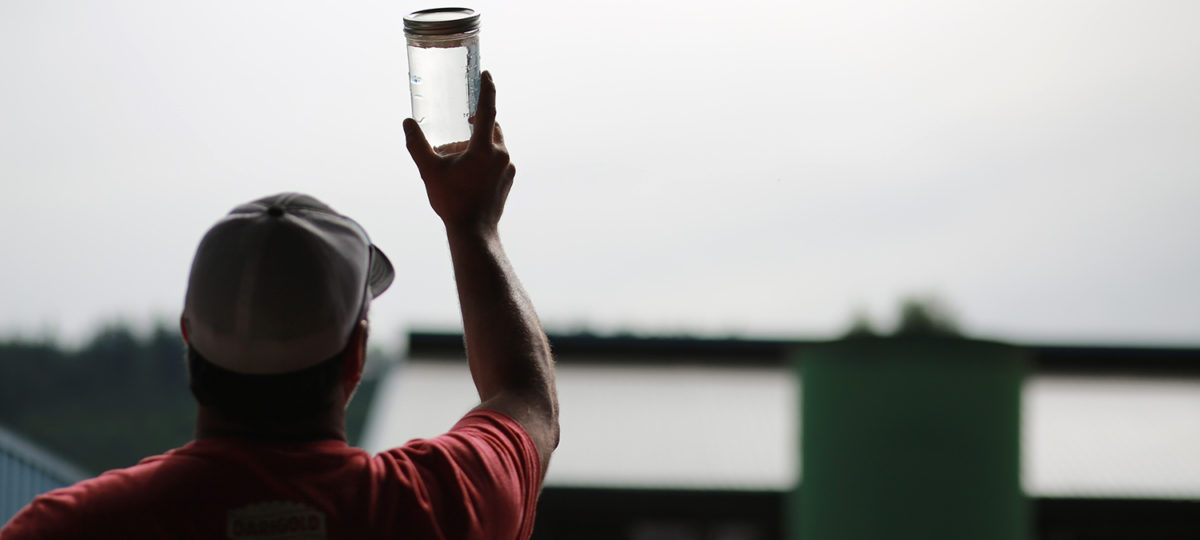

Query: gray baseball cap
182;193;393;374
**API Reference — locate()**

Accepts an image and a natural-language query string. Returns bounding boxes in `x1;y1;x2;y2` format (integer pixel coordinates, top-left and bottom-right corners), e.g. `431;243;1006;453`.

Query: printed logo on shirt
227;501;327;540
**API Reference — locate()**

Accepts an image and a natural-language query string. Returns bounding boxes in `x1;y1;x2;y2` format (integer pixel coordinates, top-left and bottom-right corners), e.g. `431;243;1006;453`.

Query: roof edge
406;330;1200;376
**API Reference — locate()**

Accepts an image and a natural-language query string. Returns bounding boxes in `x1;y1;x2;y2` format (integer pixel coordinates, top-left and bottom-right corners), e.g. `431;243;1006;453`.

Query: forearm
405;71;559;465
446;225;554;407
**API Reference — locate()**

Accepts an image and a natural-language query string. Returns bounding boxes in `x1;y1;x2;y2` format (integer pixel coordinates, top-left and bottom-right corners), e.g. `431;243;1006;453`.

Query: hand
403;71;515;235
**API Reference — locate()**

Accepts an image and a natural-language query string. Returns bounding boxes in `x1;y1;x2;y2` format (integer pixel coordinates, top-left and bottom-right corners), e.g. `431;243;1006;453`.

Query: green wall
792;338;1029;540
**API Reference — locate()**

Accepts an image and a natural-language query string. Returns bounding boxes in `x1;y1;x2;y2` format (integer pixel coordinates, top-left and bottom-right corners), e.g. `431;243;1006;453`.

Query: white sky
2;1;1199;350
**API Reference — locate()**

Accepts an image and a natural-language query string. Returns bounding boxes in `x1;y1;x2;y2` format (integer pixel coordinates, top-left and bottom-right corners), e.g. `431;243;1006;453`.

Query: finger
469;71;497;150
403;118;437;173
493;122;506;147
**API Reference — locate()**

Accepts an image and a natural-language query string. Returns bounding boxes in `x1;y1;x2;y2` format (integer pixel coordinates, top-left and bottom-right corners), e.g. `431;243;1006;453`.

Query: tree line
0;323;384;476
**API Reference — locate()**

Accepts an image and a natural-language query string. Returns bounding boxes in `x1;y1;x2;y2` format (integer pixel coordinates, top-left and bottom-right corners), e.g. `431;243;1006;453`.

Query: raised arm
402;72;559;472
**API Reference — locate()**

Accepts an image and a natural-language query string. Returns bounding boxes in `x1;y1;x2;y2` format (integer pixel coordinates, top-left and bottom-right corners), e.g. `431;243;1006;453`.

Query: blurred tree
0;322;387;475
841;296;963;339
843;308;878;338
894;296;961;337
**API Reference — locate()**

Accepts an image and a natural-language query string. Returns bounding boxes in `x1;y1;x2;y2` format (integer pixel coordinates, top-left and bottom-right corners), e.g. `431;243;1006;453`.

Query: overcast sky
2;0;1198;350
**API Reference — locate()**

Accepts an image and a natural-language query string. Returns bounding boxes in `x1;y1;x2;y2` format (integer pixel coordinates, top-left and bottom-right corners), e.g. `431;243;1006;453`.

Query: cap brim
367;245;395;298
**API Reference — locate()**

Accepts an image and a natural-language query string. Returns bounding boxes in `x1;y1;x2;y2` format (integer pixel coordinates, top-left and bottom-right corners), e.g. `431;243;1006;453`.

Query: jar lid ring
404;8;480;36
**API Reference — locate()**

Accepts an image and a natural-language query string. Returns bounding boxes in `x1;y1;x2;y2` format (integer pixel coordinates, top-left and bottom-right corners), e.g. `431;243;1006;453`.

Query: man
2;71;558;539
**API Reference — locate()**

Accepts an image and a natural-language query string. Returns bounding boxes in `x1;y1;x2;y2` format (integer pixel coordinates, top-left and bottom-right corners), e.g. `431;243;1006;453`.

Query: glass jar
403;8;481;151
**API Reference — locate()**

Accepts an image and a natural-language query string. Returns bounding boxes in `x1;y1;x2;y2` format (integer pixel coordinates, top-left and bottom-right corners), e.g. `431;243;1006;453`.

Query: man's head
182;193;393;428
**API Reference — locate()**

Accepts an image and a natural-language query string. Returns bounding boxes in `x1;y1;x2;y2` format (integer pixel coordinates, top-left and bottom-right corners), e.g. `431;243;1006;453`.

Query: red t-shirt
1;410;541;540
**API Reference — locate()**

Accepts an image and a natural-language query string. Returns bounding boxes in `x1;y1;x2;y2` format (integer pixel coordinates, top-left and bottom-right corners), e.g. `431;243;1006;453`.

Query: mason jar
403;8;481;151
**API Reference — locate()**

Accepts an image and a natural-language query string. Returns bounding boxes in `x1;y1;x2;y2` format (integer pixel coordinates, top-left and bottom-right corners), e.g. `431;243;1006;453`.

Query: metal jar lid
403;8;480;36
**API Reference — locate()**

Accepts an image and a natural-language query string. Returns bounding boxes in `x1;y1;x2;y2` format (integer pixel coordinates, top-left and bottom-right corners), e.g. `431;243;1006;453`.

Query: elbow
547;392;561;450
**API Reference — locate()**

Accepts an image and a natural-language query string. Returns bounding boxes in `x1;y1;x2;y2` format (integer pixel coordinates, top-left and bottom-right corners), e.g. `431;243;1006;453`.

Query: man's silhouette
2;71;559;540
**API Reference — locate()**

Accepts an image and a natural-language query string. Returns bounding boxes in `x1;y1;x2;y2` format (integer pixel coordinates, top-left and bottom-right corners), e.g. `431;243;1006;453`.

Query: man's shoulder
56;451;175;499
375;409;535;463
370;409;541;500
57;450;182;499
1;451;180;538
374;411;541;496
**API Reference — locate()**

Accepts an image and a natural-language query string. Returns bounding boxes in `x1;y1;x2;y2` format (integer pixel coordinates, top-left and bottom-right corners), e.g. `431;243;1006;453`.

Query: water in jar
407;40;480;150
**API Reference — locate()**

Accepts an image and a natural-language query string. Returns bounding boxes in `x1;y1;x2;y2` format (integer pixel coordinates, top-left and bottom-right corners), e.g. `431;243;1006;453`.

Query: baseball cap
182;193;394;375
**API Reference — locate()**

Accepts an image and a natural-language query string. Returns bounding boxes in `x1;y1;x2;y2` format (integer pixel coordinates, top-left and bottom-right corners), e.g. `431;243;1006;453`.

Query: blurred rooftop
363;332;1200;499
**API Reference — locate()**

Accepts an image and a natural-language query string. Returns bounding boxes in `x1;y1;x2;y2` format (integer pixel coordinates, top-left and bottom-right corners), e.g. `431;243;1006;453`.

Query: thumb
403;119;437;175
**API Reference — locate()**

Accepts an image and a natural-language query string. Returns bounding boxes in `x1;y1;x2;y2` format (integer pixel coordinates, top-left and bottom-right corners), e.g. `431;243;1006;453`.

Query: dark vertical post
789;337;1028;540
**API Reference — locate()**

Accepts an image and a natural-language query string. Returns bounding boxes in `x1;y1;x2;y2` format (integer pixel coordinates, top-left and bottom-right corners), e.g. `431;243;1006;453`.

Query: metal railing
0;425;90;525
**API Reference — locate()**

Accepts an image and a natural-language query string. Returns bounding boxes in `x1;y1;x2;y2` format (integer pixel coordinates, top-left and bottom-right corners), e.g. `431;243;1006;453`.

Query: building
362;331;1200;539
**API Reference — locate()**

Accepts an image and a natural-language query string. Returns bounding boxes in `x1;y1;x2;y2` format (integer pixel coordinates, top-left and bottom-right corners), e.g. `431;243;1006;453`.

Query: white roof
361;359;1200;498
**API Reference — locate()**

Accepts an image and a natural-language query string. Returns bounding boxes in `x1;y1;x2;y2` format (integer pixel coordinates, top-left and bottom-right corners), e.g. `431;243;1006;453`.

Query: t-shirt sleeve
375;409;543;540
0;464;155;540
1;489;84;539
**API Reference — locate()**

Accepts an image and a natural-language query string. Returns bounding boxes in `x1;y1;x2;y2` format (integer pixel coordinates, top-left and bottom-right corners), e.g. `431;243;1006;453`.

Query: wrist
444;221;500;243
